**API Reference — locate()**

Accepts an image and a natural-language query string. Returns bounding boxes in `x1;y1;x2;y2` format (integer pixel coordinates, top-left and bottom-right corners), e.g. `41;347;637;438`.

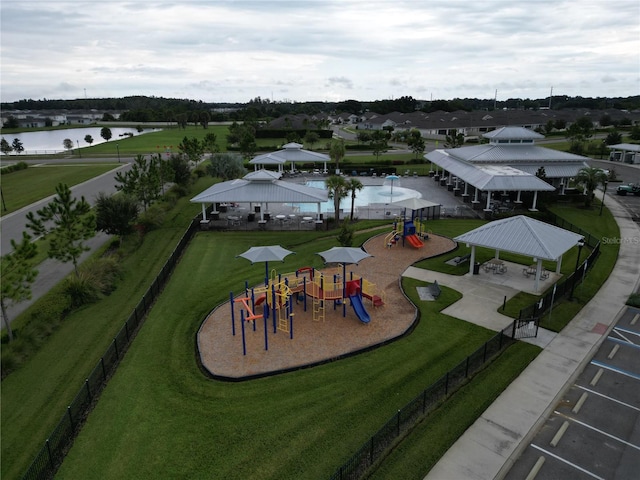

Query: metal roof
515;163;587;178
445;144;590;164
190;170;328;204
249;143;330;165
454;215;584;261
483;126;544;141
426;150;555;191
608;143;640;152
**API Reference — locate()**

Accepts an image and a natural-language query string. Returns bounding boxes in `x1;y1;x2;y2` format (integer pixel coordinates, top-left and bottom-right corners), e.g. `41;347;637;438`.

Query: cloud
1;0;639;102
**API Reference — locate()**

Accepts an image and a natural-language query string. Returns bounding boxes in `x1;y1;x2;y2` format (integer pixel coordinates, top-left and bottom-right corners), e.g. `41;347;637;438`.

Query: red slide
406;234;424;248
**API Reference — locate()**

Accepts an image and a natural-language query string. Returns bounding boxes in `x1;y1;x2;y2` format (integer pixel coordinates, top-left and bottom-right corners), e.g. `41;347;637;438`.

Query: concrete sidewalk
417;194;640;480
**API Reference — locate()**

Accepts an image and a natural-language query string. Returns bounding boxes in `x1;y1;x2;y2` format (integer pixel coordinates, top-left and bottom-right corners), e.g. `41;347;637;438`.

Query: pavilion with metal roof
425;126;590;211
607;143;640;164
249;142;331;173
454;215;584;292
190;169;328;223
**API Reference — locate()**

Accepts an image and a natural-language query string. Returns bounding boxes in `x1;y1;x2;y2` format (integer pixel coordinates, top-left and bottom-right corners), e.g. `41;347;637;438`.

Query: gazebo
454;215;584;292
249;142;331;173
190;169;328;223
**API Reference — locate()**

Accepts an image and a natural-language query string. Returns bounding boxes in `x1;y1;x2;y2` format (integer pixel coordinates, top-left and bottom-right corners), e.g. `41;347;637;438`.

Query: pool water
291;180;422;213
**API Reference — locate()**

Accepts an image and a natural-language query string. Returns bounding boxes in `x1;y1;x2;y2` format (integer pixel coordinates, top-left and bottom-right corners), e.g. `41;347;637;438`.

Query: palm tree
347;178;364;221
575;166;607;208
325;175;349;224
329;139;345;174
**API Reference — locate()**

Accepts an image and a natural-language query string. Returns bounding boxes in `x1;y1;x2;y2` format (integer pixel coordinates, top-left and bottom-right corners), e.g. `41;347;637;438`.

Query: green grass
0;163;120;215
52;237;503;480
368;340;541;480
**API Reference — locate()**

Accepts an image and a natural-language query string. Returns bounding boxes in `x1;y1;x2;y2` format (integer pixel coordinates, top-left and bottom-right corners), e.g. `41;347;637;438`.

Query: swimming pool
291;180;422;213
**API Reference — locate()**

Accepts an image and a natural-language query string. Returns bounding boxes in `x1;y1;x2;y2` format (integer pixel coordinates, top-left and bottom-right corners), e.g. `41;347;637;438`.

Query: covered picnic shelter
454;215;584;292
249;142;331;173
190;169;328;224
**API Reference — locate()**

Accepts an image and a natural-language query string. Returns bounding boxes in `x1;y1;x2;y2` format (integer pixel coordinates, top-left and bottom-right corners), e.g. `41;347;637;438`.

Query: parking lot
504;306;640;479
590;159;640;223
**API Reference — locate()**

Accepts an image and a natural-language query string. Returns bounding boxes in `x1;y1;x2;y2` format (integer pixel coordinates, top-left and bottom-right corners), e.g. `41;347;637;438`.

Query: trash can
473;262;480;275
247;213;255;222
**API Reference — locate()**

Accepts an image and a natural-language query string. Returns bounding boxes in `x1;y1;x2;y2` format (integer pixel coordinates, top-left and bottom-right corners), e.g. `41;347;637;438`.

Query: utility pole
549;86;553;109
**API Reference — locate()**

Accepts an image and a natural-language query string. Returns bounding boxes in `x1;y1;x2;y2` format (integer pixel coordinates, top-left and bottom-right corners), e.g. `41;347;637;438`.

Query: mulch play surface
197;233;456;379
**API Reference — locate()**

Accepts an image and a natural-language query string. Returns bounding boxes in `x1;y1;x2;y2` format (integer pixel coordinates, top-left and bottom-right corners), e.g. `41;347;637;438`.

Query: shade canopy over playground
190;169;329;221
390;197;441;221
249;142;331;172
237;245;294;283
454;215;584;292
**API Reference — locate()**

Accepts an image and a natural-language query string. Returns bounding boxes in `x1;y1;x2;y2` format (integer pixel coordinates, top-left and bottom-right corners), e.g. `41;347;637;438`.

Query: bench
428;280;442;299
454;253;471;265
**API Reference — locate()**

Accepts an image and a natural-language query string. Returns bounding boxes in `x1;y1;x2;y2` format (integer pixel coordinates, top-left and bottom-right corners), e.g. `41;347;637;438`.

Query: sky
1;0;639;104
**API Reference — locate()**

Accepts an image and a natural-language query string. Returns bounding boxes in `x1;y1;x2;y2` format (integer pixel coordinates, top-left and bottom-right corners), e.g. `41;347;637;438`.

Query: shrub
0;161;28;174
63;257;122;308
136;203;168;232
627;293;640;308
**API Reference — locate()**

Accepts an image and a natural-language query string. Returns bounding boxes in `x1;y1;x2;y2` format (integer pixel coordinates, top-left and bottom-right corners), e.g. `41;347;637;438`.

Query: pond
291;179;422;213
1;127;160;155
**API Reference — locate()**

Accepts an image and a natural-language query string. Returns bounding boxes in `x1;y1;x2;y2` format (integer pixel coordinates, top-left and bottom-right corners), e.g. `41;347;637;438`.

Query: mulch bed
197;233;457;380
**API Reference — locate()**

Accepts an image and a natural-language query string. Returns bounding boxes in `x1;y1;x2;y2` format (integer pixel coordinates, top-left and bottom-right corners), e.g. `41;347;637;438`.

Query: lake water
1;127;160;155
291;179;422;213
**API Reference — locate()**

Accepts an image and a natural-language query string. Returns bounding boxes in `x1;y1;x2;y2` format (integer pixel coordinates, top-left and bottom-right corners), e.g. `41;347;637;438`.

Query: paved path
1;162;131;324
420;192;640;480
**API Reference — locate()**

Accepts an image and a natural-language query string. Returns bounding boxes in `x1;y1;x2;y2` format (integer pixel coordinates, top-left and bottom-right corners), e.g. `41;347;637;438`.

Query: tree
329;139;345;173
575;167;607;208
325;175;349;224
11;138;24;155
605;130;622;145
114;154;162;211
1;138;13;155
347;178;363;221
304;131;320;150
336;221;354;247
203;132;218;154
178;136;205;165
100;126;112;142
84;134;94;145
26;183;96;276
407;130;425;159
1;232;38;342
238;128;257;160
445;131;465;148
370;130;388;160
168;154;192;187
199;111;211;129
95;192;139;244
63;138;74;152
206;153;246;180
3;116;19;129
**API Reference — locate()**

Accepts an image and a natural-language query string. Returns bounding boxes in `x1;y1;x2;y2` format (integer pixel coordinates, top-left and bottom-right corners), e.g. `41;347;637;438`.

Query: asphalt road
589;159;640;222
0;157;132;255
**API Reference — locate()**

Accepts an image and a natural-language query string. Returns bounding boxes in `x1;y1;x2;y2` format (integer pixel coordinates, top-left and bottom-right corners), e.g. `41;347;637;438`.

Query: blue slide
350;294;371;324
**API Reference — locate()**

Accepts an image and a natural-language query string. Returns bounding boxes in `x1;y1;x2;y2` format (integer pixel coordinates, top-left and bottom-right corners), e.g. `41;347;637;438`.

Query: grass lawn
52;231;507;480
0;163;120;215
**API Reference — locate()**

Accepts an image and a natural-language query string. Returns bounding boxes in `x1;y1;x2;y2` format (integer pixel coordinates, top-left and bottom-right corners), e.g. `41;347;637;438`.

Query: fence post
512;319;517;339
483;342;488;363
101;357;107;380
125;321;130;341
465;356;470;378
113;337;119;358
46;439;54;470
67;406;74;429
370;437;374;463
396;410;401;437
85;379;92;401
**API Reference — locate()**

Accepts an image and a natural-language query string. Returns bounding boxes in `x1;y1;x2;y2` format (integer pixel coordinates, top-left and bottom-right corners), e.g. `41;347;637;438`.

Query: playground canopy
190;169;329;221
237;245;294;284
249;142;331;173
454;215;584;292
390;197;441;220
317;247;372;265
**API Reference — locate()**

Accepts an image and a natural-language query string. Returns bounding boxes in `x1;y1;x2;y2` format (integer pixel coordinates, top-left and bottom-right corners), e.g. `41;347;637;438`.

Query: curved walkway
421;193;640;480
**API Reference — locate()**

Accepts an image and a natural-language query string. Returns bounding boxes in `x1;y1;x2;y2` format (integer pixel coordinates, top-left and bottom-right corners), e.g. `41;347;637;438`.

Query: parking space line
576;385;640;412
530;444;605;480
607;344;620;359
591;359;640;381
590;368;603;386
631;313;639;326
554;410;640;451
607;335;640;349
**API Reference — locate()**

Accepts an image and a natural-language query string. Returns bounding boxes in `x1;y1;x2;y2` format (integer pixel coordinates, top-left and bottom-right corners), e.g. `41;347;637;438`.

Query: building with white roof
425;126;590;211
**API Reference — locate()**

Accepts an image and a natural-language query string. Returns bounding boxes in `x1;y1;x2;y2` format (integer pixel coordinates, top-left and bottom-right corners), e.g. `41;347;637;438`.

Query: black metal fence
330;325;516;480
22;218;200;480
517;213;601;321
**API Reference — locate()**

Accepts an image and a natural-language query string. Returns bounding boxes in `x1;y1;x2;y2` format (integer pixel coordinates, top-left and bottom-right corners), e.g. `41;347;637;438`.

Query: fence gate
512;317;539;339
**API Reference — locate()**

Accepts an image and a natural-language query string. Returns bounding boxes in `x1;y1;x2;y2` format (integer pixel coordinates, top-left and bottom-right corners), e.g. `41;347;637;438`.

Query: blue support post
240;309;246;356
263;314;268;351
230;291;235;336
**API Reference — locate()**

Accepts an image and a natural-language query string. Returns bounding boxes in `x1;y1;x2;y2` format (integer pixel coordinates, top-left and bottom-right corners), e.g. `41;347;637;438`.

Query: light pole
116;143;120;163
569;239;585;301
599;181;608;216
76;140;81;158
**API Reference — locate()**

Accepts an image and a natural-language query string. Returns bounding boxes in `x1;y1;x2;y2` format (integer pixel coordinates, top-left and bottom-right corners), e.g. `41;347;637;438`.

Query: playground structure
229;266;386;356
385;217;430;249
